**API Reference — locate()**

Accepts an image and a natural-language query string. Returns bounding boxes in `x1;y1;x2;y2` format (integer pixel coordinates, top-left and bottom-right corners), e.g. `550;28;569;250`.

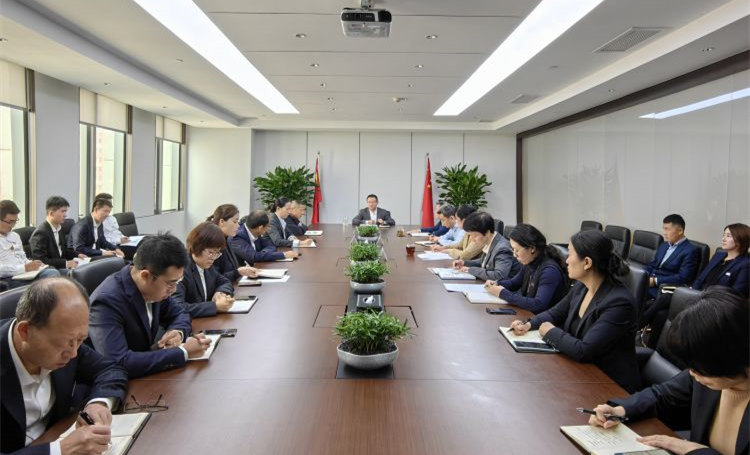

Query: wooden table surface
86;225;675;453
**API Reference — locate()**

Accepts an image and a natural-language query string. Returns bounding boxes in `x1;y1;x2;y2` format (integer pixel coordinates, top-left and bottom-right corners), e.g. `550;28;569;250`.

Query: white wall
523;69;750;246
250;131;517;225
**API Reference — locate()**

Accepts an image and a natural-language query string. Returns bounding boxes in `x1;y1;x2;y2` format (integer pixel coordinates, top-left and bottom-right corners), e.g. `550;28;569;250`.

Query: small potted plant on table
349;243;380;265
346;261;388;293
334;310;411;370
356;225;380;243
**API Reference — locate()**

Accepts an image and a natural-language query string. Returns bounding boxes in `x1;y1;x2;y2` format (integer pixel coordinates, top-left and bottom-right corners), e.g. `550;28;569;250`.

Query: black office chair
494;219;504;238
628;230;663;268
622;266;649;309
0;285;28;319
13;226;35;257
688;240;710;275
604;225;631;260
71;257;126;295
502;225;515;240
550;244;569;262
113;212;139;237
60;218;76;238
580;220;602;231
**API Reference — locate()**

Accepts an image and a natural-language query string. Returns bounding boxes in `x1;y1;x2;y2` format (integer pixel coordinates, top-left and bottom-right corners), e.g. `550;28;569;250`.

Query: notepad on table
188;334;221;361
430;267;475;280
463;291;507;304
259;275;290;284
256;268;288;278
275;257;294;262
560;424;670;455
304;230;323;236
417;252;452;261
74;257;91;265
408;232;430;237
443;283;487;293
12;265;49;281
57;412;151;455
498;326;558;353
297;240;317;247
226;297;257;314
415;240;436;246
120;235;146;247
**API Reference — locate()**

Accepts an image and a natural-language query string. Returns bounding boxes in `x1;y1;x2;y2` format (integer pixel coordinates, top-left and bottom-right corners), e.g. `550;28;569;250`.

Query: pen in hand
78;410;95;425
576;407;628;422
507;318;532;333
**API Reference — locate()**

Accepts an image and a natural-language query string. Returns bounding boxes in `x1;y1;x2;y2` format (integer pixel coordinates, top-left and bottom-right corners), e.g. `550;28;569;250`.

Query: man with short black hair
89;234;211;378
408;201;448;236
30;196;86;270
70;199;124;258
643;213;699;298
430;204;465;246
1;277;128;455
452;211;519;281
352;194;396;226
231;210;299;264
93;193;129;246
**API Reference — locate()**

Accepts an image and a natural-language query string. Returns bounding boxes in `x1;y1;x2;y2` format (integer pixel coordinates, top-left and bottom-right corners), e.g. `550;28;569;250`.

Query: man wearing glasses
0;200;60;290
88;234;211;379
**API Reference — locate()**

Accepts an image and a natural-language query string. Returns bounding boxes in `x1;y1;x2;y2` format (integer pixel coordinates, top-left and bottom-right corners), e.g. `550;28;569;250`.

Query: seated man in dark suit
30;196;87;270
408;201;449;236
1;277;128;455
285;201;308;237
352;194;396;226
173;222;237;318
643;214;699;299
267;197;314;248
452;211;519;281
70;198;124;258
232;210;299;264
88;234;211;378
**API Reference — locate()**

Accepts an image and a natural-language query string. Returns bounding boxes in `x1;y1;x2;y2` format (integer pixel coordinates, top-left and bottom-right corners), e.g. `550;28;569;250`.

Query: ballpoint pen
576;407;629;422
507;318;532;333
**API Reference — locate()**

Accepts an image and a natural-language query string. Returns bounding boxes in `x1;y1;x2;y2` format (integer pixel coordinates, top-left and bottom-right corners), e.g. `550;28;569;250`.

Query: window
0;60;30;226
155;115;185;213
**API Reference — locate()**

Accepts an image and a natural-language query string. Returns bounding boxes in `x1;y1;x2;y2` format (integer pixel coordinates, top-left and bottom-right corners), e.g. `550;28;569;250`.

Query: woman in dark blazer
588;287;749;455
207;204;258;282
173;222;236;318
510;229;640;392
484;224;568;314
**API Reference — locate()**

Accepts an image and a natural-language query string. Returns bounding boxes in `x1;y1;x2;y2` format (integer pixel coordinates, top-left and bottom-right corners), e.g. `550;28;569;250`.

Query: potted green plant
349;243;380;264
253;166;317;209
346;260;389;292
356;224;380;242
333;310;411;370
434;163;492;208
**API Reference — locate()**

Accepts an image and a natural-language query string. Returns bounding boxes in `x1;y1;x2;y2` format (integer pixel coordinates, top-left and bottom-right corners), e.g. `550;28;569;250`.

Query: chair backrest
13;226;35;257
502;224;515;240
61;218;76;238
604;225;632;260
641;350;681;386
550;244;569;262
629;230;663;267
580;220;602;231
113;212;139;237
622;265;649;308
655;287;702;369
689;240;710;275
494;219;504;237
71;257;126;295
0;285;28;319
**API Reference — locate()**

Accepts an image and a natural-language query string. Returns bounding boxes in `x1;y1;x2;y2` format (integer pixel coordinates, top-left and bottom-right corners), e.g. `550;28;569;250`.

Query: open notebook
463;291;507;304
226;297;257;314
304;230;323;236
12;265;49;281
255;268;288;279
560;424;670;455
57;412;150;455
429;267;476;280
417;252;452;261
188;333;221;361
498;326;559;353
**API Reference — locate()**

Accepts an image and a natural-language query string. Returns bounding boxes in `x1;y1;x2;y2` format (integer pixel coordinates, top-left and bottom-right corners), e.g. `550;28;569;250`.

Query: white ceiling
0;0;747;132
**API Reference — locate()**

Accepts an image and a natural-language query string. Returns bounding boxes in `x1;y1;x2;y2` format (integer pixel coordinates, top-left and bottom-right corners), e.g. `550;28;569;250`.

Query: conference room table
57;224;673;454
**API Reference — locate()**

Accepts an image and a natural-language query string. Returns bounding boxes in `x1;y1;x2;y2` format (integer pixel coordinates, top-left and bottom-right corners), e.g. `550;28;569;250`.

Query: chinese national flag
421;158;434;228
311;157;322;224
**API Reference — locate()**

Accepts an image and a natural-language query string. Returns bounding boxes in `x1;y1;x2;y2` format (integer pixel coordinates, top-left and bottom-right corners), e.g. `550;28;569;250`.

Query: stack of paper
560;424;670;455
226;297;258;314
188;334;222;361
408;232;430;237
415;240;436;246
256;268;288;278
297;240;317;248
443;283;487;293
417;252;452;261
431;268;476;280
304;230;323;236
259;275;290;284
463;291;507;304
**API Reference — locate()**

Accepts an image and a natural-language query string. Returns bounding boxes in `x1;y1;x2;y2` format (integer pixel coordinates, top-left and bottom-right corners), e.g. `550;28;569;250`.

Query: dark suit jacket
497;256;568;314
612;369;748;455
285;216;308;237
421;221;449;236
70;215;117;257
352;208;396;226
29;221;76;269
88;266;192;379
231;226;284;264
268;214;294;247
1;318;127;455
531;281;641;393
214;236;242;282
173;259;234;319
692;251;749;297
464;233;520;281
644;239;699;297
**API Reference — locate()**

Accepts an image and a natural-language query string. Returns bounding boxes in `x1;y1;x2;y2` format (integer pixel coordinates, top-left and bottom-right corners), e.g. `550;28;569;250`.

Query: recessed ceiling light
162;106;167;109
434;0;605;116
295;33;307;39
310;63;319;67
175;58;184;63
702;46;715;52
103;82;112;86
326;97;334;101
548;65;559;70
640;87;750;119
320;83;326;88
0;38;8;42
414;64;424;69
398;108;403;112
200;120;204;123
607;89;616;93
133;0;298;114
407;83;414;88
425;34;438;40
330;107;336;111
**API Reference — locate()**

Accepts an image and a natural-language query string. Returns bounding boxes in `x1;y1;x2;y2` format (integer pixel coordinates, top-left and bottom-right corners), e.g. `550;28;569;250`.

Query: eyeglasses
206;250;223;260
124;394;169;413
1;218;18;226
155;275;183;289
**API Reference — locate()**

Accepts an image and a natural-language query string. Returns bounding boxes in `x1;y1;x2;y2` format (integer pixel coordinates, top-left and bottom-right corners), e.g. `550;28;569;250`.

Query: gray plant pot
356;235;380;243
350;280;385;293
337;344;399;370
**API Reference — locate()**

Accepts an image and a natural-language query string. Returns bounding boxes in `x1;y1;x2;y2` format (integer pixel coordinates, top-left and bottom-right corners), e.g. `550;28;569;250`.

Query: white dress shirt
369;210;378;222
197;267;208;301
0;230;30;278
48;221;62;256
278;216;300;246
246;226;257;251
103;216;124;245
92;220;100;247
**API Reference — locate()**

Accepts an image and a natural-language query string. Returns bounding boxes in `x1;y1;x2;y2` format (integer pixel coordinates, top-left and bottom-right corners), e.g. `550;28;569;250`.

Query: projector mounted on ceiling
341;0;391;38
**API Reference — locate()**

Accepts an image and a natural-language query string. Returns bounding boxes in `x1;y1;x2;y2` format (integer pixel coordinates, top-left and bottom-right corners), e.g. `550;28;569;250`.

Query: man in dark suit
352;194;396;226
69;198;123;258
88;234;211;379
267;198;314;248
285;201;308;237
1;278;128;455
232;210;299;264
643;214;699;298
453;211;519;281
30;196;86;270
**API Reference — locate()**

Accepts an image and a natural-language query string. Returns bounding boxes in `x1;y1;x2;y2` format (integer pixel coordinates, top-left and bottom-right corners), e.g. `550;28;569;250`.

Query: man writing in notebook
1;277;128;455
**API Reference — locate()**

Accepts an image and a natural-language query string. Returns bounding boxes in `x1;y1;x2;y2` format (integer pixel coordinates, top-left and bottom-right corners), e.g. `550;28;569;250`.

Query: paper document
121;235;145;247
238;278;261;286
256;268;288;278
498;326;558;353
304;230;323;236
189;334;221;361
417;252;452;261
443;283;487;293
227;298;257;313
431;267;476;280
275;257;294;262
73;257;91;265
415;240;436;246
259;275;290;284
463;291;507;304
408;232;430;237
560;425;669;455
297;240;317;248
12;265;49;281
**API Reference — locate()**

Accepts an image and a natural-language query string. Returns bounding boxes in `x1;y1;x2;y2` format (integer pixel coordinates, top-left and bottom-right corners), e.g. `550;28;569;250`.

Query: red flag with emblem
421;157;434;228
311;156;322;224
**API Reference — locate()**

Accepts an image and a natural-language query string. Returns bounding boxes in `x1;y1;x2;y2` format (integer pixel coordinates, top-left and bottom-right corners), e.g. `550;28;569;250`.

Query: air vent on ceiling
594;27;665;53
510;94;539;104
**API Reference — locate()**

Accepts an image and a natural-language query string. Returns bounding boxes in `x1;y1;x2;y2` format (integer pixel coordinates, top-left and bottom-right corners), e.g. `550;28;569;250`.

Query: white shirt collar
246;225;257;242
47;220;61;233
7;320;52;386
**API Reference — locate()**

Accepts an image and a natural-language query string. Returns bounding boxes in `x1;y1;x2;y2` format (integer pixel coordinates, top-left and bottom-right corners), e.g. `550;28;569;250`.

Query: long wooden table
82;225;675;453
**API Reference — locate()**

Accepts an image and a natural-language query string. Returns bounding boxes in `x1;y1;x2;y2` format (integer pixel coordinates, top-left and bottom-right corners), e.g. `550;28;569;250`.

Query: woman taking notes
510;229;640;392
207;204;258;282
